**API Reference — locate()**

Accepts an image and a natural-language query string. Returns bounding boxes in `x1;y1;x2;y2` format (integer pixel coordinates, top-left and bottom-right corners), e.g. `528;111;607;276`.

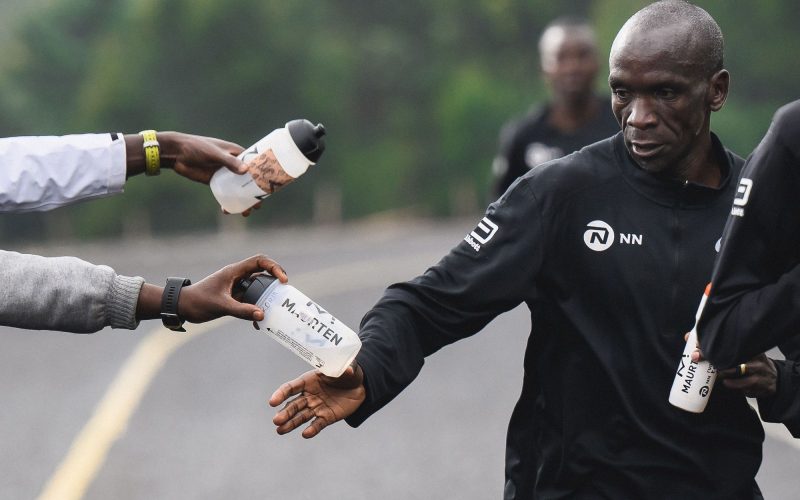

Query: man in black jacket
270;2;779;499
697;100;800;436
698;100;800;364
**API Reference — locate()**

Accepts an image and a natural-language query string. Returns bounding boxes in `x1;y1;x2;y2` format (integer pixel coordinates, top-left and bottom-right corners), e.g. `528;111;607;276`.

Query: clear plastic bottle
668;283;717;413
210;119;326;214
238;274;361;377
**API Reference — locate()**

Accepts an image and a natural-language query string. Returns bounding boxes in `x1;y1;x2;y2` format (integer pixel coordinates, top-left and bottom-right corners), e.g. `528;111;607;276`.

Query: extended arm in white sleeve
0;133;127;212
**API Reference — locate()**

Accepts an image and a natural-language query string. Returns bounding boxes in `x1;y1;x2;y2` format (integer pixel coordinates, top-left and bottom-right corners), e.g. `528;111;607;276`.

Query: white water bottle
669;283;717;413
210;119;326;214
238;274;361;377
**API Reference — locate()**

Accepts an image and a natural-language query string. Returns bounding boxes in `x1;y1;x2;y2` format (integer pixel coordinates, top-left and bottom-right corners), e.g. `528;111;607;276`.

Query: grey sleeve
0;250;144;333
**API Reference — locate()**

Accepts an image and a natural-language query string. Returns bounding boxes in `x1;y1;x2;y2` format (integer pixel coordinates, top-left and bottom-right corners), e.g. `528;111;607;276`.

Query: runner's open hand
269;363;366;438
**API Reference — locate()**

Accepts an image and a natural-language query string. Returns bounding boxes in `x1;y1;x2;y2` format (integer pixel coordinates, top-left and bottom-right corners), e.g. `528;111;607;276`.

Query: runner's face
541;28;599;101
608;28;712;176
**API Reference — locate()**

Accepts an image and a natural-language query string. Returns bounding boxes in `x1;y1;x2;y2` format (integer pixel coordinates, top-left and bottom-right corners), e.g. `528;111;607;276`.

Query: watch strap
161;277;191;332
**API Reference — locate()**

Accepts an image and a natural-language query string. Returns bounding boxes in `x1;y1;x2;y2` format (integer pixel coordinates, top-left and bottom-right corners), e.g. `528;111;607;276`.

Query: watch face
161;312;185;331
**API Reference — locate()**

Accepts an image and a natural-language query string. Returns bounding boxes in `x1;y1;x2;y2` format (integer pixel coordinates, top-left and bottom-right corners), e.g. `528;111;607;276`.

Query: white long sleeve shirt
0;133;143;332
0;133;127;212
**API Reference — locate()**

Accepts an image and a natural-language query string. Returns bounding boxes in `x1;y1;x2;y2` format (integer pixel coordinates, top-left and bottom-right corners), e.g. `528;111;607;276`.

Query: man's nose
626;97;657;129
561;55;583;74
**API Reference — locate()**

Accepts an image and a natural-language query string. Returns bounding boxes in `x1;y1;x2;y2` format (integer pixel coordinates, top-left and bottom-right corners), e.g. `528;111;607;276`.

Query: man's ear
708;69;730;112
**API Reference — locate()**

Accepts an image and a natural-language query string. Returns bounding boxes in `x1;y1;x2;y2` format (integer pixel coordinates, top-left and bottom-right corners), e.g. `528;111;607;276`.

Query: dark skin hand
689;335;778;398
717;353;778;399
269;363;366;438
136;254;288;324
124;132;263;216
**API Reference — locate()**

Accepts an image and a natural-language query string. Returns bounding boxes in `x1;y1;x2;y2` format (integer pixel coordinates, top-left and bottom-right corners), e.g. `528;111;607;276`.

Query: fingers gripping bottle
669;284;717;413
210;119;326;214
239;275;361;377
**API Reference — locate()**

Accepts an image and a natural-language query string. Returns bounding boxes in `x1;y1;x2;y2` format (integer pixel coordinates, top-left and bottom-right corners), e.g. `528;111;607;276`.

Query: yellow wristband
139;129;160;176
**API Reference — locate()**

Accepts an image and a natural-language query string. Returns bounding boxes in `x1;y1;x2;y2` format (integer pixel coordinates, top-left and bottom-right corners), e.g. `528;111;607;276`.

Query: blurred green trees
0;0;797;241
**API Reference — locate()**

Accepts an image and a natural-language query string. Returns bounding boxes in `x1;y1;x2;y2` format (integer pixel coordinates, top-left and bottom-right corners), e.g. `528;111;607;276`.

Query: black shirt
492;95;620;197
700;100;800;368
699;101;800;438
348;133;767;499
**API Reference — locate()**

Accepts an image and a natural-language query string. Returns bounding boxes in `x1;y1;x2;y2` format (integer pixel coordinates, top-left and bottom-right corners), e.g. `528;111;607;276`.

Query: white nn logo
584;220;615;252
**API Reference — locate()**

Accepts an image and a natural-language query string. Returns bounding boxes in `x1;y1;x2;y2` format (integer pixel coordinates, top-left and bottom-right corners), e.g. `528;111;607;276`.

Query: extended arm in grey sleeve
0;250;144;333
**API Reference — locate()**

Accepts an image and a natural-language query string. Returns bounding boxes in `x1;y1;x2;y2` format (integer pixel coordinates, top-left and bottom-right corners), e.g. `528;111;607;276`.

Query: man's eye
656;89;677;100
613;89;630;101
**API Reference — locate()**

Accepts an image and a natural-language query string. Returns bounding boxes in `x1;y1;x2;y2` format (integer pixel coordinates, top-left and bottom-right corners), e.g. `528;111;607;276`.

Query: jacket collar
613;132;735;208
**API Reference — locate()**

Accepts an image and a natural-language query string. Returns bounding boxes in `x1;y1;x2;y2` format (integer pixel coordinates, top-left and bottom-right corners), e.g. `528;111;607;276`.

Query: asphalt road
1;218;798;499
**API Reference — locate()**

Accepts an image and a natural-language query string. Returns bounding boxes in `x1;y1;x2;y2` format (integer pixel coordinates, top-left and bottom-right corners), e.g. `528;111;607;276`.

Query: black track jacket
347;133;765;499
699;101;800;439
700;100;800;368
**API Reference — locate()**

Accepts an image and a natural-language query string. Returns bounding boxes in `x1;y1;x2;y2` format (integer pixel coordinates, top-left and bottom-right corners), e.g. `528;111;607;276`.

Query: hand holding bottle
669;284;717;413
690;348;778;399
210;119;326;214
238;274;362;377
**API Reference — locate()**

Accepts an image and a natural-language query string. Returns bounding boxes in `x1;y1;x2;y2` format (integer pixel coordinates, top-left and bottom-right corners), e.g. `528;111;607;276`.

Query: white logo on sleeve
731;178;752;217
464;217;499;252
584;220;615;251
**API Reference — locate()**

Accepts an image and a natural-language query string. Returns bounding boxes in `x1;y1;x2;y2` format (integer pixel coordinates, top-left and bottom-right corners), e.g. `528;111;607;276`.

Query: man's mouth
630;141;664;159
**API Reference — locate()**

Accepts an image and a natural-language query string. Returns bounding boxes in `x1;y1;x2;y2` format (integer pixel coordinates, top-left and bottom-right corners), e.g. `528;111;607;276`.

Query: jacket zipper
669;182;689;331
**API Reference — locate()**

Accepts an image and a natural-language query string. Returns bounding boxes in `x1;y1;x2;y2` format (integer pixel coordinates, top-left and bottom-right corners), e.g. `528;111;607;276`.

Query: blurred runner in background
490;17;618;198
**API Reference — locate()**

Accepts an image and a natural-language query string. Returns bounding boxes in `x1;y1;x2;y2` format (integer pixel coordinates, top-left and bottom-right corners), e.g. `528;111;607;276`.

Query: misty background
0;0;797;241
1;2;799;499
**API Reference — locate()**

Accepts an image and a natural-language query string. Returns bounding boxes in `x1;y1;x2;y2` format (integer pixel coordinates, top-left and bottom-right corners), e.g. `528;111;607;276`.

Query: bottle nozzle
287;119;326;163
233;276;255;299
238;273;278;305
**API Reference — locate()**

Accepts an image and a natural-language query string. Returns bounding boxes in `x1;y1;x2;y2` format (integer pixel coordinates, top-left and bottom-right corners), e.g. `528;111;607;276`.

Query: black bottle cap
287;119;326;163
238;274;278;305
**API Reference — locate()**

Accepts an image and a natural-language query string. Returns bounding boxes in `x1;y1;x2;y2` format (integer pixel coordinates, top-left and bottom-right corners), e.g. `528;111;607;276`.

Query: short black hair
542;16;593;33
538;16;598;63
632;1;724;76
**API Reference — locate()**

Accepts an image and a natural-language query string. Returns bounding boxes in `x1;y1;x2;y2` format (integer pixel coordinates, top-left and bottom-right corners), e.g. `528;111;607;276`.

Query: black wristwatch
161;277;192;332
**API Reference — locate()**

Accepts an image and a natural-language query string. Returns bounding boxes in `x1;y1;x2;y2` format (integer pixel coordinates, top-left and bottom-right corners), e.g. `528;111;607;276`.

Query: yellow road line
35;251;442;500
35;319;230;500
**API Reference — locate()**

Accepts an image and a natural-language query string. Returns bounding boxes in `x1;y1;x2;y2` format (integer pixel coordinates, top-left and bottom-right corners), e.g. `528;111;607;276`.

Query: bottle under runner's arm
669;283;717;413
